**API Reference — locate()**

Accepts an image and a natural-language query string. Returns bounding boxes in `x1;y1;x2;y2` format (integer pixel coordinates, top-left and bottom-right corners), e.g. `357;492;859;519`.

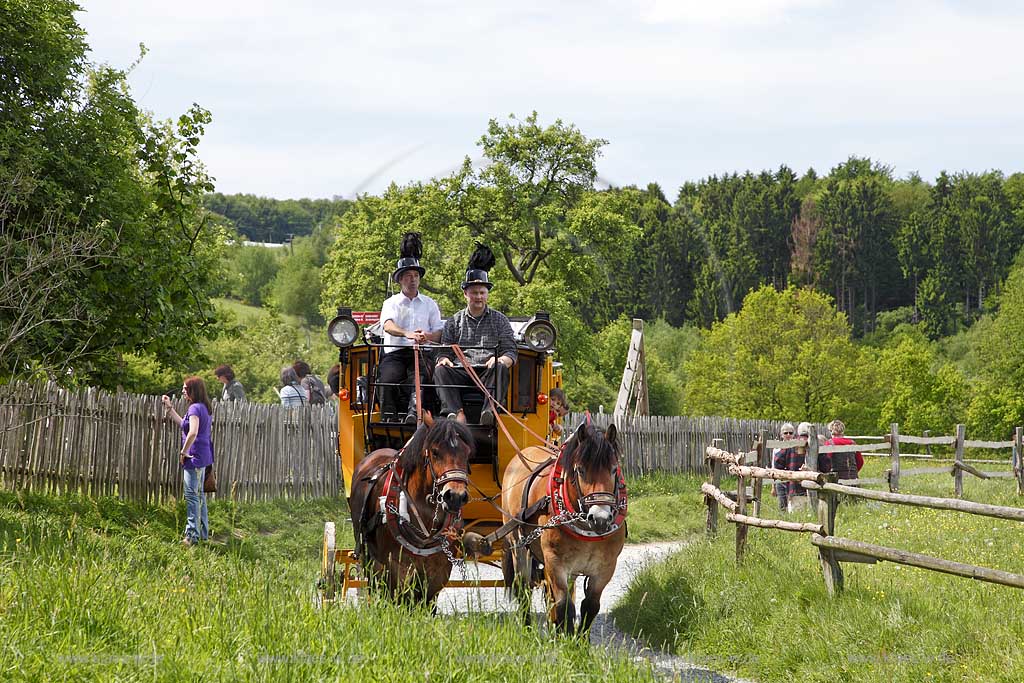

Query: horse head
399;417;474;514
564;422;621;534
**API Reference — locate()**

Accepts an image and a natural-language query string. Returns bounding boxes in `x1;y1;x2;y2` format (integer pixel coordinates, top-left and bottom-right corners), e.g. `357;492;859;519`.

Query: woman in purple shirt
162;376;214;546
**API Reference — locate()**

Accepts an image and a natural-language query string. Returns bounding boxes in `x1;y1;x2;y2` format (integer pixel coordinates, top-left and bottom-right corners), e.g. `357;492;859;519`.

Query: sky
76;0;1024;200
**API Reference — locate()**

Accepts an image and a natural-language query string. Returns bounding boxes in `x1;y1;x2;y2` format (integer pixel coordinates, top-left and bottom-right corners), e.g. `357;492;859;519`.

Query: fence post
754;429;768;519
1014;427;1023;496
817;473;843;596
735;453;748;565
705;438;723;536
954;424;966;498
888;423;901;493
805;425;819;509
924;430;931;458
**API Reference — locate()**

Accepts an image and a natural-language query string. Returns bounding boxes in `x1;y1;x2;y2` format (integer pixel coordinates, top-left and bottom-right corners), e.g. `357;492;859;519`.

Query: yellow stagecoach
318;306;562;602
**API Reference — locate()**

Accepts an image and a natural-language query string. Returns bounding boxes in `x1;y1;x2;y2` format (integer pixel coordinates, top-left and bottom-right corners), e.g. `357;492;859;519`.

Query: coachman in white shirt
378;233;444;423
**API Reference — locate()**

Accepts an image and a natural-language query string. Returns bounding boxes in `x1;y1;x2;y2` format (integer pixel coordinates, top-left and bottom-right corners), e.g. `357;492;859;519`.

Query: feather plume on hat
400;232;423;259
462;243;496;290
467;243;495;271
391;232;426;282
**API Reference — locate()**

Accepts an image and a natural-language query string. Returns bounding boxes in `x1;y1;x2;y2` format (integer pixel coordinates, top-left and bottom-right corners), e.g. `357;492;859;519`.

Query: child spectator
549;388;569;440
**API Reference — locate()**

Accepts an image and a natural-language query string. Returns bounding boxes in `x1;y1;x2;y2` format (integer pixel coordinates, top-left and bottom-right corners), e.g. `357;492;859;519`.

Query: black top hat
461;243;495;290
392;232;426;282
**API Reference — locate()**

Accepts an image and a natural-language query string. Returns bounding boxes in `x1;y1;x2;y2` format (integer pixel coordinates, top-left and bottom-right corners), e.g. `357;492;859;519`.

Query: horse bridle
563;438;622;515
422;445;470;507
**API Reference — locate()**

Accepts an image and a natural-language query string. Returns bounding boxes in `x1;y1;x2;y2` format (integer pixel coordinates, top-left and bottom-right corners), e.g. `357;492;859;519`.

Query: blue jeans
183;466;209;542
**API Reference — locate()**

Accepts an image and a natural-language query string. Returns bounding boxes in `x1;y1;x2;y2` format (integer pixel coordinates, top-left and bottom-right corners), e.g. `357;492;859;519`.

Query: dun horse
501;422;627;634
349;417;476;605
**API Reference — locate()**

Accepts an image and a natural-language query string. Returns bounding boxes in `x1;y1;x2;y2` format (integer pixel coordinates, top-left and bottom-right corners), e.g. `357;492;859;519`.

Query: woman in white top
279;366;307;407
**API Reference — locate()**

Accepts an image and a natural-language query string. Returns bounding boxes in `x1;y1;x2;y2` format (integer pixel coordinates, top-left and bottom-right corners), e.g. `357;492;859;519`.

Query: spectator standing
774;421;831;513
825;419;862;484
214;364;246;402
279;366;307;407
772;422;795;512
161;376;213;547
327;364;341;399
293;360;328;405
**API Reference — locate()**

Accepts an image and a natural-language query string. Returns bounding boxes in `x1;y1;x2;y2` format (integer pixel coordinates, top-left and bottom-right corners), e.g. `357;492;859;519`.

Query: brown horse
349;418;475;605
501;422;627;634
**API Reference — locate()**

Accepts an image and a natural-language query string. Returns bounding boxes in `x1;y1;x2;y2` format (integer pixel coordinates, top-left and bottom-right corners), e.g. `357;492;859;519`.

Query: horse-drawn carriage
318;306;628;632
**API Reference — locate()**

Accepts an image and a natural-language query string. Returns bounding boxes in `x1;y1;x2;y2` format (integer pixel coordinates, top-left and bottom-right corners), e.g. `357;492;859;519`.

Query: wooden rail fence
766;423;1024;496
0;381;340;503
702;424;1024;595
571;412;799;476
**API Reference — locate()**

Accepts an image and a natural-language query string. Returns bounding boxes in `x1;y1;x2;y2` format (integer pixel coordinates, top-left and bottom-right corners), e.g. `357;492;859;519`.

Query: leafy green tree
875;331;969;434
448;112;634;292
813;158;899;333
967;258;1024;436
1;1;224;385
203;193;350;243
682;286;878;429
231;245;281;306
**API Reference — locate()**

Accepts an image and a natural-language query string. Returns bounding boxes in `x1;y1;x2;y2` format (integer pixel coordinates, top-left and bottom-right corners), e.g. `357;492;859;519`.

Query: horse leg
578;572;611;636
544;562;575;634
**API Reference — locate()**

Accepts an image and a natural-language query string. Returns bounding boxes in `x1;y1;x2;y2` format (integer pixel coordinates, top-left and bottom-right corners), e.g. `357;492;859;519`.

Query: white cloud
75;1;1024;197
642;0;833;25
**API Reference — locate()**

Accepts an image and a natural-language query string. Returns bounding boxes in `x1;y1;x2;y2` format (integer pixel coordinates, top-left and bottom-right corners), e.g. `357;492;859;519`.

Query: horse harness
484;438;629;549
359;446;470;560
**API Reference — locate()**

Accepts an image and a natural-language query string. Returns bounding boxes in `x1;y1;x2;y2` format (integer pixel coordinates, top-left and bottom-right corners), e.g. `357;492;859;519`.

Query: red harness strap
546;443;628;542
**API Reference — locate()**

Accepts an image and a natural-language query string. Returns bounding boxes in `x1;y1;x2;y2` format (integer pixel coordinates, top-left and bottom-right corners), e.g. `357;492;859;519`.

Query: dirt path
434;541;754;682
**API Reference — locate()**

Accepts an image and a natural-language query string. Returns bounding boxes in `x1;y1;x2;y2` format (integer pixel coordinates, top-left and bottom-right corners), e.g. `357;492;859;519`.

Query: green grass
0;489;665;682
623;472;707;543
612;458;1024;682
213;297;305;328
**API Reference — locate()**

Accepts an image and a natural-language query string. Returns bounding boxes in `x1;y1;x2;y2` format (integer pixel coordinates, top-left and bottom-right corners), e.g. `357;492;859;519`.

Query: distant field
213;297;305;328
613;458;1024;683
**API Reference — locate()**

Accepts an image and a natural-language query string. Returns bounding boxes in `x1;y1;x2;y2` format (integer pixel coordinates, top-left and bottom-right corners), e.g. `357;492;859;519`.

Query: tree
682;286;877;428
447;112;636;292
967;257;1024;436
1;1;224;385
875;331;968;434
813;158;899;333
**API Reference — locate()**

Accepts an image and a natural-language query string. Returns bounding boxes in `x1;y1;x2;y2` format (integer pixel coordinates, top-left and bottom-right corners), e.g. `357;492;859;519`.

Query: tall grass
612;460;1024;682
0;490;660;682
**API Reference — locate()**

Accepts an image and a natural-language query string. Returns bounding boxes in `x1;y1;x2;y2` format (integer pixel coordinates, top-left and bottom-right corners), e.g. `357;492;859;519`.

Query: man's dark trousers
434;363;509;416
378;348;429;417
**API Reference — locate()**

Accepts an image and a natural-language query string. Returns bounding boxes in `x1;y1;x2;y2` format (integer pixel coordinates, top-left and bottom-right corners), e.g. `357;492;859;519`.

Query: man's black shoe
404;412;417;425
479;409;495;427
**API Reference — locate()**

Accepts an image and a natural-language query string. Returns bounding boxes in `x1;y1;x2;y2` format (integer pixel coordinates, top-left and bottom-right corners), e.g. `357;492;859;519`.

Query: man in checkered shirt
434;245;516;425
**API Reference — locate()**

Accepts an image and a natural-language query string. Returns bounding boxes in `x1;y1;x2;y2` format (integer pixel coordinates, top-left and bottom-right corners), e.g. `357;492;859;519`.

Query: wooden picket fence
570;412;794;476
702;423;1024;595
0;381;340;503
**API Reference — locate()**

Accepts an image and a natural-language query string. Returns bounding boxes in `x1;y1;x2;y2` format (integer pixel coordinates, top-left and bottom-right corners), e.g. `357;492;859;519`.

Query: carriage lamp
537;393;548;405
519;312;557;352
338;388;350;402
327;308;359;348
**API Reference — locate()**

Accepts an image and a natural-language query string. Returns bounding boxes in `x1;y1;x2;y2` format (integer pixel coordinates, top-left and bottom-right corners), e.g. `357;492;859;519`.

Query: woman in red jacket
826;419;862;484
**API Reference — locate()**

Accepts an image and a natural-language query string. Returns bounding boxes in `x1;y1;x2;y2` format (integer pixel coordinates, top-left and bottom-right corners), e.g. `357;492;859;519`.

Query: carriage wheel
321;521;336;603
